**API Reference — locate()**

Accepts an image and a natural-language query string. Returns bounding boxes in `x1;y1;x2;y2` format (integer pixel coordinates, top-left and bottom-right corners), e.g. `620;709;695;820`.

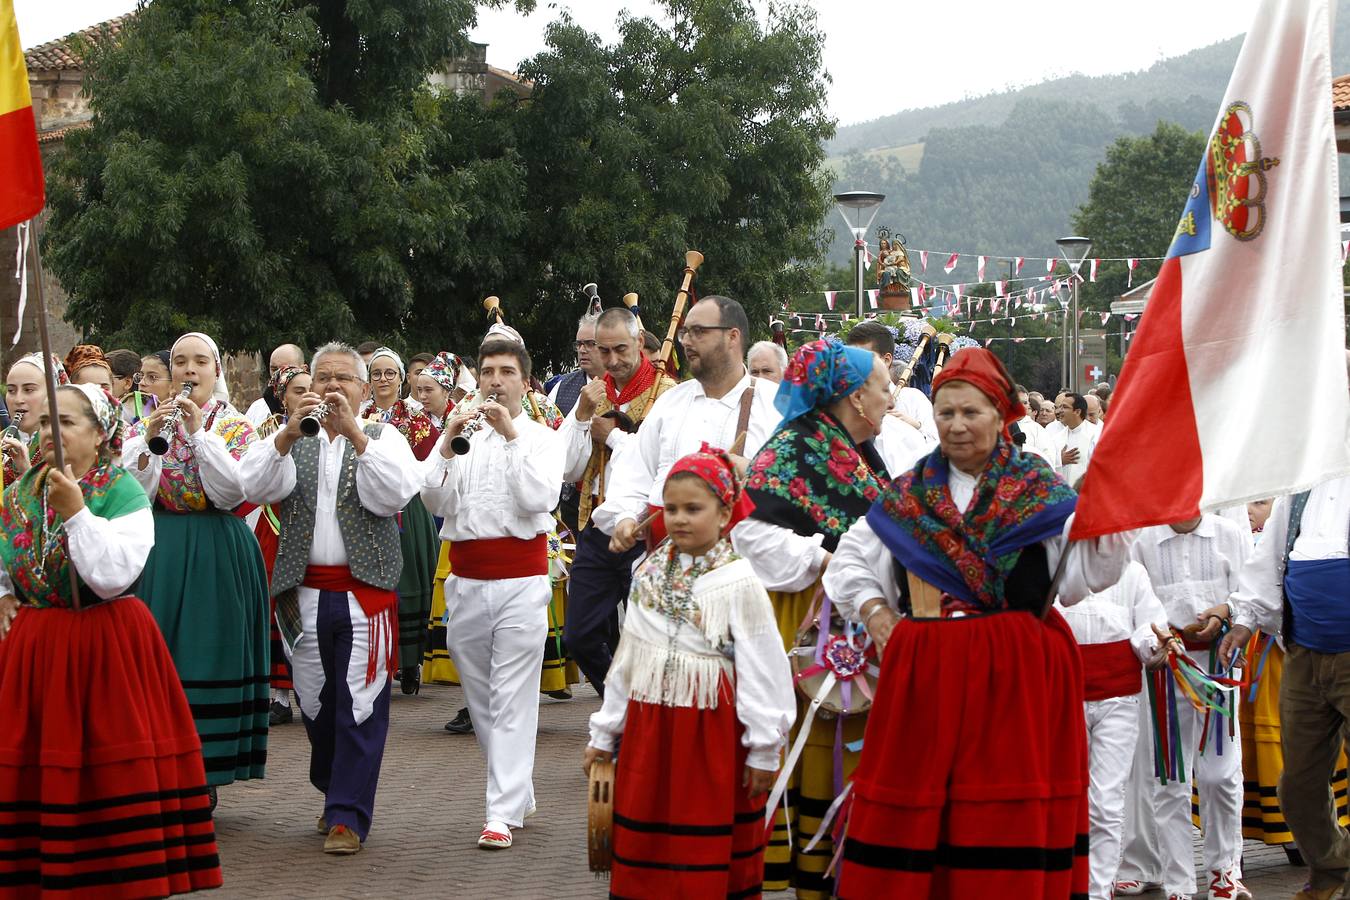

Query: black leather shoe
208;786;218;814
444;707;473;734
269;700;293;725
400;667;420;696
543;689;572;700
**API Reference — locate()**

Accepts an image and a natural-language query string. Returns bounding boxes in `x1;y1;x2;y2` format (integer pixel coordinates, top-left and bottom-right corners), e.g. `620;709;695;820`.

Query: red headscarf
931;347;1026;432
666;442;756;530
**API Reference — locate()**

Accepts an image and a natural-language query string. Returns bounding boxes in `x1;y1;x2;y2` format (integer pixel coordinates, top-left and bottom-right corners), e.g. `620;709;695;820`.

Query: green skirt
396;495;439;672
139;508;271;787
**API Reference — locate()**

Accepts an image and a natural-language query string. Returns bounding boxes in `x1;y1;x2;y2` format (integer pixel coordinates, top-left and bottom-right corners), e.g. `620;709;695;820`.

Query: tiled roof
38;122;91;144
23;14;130;72
1335;74;1350;113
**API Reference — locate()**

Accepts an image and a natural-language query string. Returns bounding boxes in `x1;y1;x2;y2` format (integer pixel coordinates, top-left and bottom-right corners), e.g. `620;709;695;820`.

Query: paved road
209;681;1312;898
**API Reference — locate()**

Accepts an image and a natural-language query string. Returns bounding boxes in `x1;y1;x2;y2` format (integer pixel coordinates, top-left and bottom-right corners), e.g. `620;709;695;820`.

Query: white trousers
444;573;550;828
1117;683;1243;895
1085;695;1140;900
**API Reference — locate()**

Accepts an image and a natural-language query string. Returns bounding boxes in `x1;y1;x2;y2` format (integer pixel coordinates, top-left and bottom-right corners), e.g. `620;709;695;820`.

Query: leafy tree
503;0;835;367
44;0;529;355
1071;121;1207;307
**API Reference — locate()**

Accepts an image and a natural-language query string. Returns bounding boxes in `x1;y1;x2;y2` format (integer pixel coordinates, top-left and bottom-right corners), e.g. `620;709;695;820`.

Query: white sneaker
1208;868;1251;900
1115;882;1159;896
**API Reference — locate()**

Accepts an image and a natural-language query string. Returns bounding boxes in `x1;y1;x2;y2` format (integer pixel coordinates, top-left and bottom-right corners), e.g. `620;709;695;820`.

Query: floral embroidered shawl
867;440;1076;610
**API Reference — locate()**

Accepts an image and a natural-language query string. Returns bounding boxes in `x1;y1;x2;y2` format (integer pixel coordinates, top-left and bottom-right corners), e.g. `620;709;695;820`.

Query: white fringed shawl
610;555;780;710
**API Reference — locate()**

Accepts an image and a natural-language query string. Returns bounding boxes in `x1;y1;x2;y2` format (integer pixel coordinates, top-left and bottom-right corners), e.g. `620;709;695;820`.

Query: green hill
825;5;1350;267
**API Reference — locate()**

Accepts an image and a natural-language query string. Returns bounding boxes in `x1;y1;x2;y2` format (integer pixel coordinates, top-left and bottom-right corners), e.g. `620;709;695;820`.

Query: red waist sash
448;535;548;580
1080;639;1143;701
302;565;398;617
301;565;397;684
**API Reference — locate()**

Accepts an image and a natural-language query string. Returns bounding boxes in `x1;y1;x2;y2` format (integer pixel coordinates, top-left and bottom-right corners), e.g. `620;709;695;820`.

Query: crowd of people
0;301;1347;900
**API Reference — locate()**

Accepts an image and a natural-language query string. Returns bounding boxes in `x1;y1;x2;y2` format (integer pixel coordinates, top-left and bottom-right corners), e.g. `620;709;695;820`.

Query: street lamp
834;191;885;318
1056;234;1093;392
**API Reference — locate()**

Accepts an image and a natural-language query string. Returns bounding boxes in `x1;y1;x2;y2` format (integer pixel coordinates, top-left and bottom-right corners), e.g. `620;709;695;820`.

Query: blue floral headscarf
774;338;875;427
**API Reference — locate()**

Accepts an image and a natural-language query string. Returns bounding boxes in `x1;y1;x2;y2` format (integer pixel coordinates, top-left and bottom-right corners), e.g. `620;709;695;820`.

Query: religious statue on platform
877;235;911;293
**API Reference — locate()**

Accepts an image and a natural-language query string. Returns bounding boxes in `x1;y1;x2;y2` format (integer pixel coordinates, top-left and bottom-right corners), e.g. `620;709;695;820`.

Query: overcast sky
17;0;1264;127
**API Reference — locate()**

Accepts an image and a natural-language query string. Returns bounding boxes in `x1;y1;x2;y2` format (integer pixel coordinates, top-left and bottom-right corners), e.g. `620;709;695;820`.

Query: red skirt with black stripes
610;680;768;900
0;597;222;898
837;608;1089;900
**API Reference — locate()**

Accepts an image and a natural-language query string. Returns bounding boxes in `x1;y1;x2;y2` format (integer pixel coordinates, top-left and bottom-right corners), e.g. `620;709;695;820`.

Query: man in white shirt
1085;393;1105;430
1117;514;1250;900
1015;384;1051;461
845;321;939;443
245;343;306;425
574;296;778;697
1051;392;1097;486
421;339;563;851
1043;391;1069;440
559;308;677;684
747;340;788;382
239;342;424;855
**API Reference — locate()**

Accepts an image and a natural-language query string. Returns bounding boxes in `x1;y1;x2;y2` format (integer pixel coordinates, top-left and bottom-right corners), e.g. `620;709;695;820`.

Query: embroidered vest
270;424;401;597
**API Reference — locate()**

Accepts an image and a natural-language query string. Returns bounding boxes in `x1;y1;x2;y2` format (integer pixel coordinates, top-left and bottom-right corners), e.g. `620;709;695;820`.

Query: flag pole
26;216;82;611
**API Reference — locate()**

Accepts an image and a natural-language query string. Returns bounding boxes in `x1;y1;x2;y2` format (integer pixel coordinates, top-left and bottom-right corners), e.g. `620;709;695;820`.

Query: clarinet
147;383;195;455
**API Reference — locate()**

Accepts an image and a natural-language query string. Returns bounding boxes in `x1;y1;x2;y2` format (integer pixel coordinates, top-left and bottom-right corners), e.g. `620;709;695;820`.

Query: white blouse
420;410;563;542
122;427;248;511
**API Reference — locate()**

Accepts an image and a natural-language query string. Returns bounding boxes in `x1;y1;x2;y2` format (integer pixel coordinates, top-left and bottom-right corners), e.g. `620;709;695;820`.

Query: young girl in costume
584;444;795;899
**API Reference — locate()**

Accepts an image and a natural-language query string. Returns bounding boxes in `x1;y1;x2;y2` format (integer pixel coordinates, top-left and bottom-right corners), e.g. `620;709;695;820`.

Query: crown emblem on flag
1206;101;1280;242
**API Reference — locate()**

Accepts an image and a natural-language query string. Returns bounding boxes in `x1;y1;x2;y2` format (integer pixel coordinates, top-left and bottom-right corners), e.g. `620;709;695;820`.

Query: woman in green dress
124;331;270;801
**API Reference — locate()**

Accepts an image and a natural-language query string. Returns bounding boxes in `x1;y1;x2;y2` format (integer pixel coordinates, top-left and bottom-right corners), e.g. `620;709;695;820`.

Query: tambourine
587;757;615;872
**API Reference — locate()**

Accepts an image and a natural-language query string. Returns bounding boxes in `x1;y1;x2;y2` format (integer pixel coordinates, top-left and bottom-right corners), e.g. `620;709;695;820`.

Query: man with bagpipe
576;291;780;698
559;306;677;691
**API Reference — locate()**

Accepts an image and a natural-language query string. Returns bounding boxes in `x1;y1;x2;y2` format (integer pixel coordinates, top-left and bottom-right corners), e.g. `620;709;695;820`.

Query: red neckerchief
605;355;658;406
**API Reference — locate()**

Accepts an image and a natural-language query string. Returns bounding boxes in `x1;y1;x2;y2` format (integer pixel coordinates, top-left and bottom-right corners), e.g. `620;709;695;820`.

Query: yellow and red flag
0;0;43;231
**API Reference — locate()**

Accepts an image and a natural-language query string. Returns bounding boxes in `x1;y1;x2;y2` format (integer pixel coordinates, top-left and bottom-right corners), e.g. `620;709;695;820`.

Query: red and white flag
977;255;987;282
1072;0;1350;539
1127;257;1140;286
944;252;959;274
1088;258;1100;282
995;280;1006;297
1045;257;1055;274
910;286;921;307
1015;256;1025;276
823;290;838;310
814;314;825;331
920;250;929;273
867;289;879;309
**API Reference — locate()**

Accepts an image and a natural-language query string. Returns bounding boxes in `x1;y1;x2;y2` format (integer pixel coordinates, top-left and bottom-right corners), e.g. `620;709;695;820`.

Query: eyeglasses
574;340;597;350
369;370;401;381
314;372;360;386
677;325;734;341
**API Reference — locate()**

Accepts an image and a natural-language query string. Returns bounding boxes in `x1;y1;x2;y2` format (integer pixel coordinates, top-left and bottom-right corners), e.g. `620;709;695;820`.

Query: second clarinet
147;383;196;455
450;393;499;455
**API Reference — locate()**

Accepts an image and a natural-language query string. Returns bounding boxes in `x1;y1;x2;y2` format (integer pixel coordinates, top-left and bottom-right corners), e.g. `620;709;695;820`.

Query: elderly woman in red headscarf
823;347;1087;900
